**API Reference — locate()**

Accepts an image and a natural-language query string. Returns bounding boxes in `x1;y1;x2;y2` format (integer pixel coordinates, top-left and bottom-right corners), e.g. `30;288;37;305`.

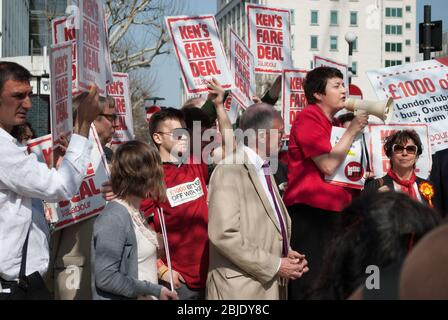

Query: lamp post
345;32;357;85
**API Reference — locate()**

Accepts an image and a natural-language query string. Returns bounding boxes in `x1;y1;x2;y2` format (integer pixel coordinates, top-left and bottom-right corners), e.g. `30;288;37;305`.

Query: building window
406;22;411;29
311;10;319;25
406;5;411;12
352;38;358;51
330;11;338;26
385;42;402;52
405;57;411;63
386;8;403;18
311;36;318;50
352;62;358;76
350;12;358;26
330;36;338;50
310;60;314;69
386;25;403;35
405;39;411;46
386;60;402;67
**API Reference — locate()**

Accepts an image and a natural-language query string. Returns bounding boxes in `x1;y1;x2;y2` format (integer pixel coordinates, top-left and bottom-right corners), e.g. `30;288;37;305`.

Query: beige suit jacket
206;147;291;300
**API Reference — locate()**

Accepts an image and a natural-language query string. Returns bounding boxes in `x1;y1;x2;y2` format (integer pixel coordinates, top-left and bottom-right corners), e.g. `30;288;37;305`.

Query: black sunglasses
99;113;118;122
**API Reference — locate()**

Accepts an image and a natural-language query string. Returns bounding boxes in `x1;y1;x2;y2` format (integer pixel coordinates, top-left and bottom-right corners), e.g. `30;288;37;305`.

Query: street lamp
345;32;357;85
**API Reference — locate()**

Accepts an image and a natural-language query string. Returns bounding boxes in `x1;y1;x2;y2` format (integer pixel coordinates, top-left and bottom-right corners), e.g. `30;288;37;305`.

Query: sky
150;0;448;108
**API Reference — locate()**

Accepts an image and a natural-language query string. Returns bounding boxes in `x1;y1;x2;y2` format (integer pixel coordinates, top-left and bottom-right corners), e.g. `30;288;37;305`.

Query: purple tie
262;161;288;257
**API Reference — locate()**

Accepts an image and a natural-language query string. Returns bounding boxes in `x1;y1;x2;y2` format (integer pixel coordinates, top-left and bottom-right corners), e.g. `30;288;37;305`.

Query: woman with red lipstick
364;130;436;207
284;67;368;300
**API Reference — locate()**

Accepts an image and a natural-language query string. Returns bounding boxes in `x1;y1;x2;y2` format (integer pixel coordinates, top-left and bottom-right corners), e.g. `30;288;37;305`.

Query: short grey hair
238;103;281;132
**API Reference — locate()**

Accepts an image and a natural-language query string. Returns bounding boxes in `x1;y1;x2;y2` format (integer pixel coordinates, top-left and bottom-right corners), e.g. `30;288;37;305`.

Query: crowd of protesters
0;61;447;301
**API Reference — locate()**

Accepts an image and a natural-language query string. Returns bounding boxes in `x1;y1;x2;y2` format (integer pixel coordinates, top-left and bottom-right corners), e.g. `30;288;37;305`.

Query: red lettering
290;77;304;90
190;60;221;77
107;81;124;96
64;27;76;41
56;100;68;124
256;29;283;45
42;148;53;167
257;45;284;61
184;41;216;59
179;24;203;39
83;0;99;21
289;93;307;109
83;20;99;48
115;115;128;131
83;46;99;72
115;98;126;113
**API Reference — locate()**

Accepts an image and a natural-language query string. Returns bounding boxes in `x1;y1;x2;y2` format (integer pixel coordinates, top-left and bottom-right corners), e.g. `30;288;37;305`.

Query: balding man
206;103;308;300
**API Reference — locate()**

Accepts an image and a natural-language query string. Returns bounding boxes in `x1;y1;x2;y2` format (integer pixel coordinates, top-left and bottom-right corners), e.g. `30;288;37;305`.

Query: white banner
52;15;79;94
325;127;366;189
282;69;308;138
28;127;110;231
314;55;349;95
246;4;292;74
367;57;448;153
166;15;233;94
229;28;256;108
77;0;111;97
50;42;73;148
107;73;134;144
368;124;432;180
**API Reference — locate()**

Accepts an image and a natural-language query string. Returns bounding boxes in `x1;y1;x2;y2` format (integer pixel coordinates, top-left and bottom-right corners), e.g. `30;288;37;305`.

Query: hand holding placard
74;84;101;138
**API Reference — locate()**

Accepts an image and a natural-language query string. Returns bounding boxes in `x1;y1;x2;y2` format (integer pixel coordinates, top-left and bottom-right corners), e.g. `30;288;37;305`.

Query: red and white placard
166;15;233;94
282;69;308;138
367;58;448;153
246;4;292;74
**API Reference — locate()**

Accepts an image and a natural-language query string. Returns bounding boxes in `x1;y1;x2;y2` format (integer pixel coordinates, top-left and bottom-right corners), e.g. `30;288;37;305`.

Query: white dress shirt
0;128;93;281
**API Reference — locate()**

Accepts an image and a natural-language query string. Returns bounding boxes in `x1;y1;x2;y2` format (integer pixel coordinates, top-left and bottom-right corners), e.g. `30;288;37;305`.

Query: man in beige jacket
206;104;309;300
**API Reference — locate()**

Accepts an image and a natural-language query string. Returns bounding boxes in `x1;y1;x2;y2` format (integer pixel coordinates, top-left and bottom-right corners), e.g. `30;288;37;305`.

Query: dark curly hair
383;129;423;159
310;192;441;300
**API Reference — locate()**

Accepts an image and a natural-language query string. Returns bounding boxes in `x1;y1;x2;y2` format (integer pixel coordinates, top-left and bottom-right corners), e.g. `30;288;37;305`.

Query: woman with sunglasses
364;130;436;207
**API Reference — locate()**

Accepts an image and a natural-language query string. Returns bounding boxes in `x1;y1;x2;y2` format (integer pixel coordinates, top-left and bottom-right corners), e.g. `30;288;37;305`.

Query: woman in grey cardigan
91;141;177;300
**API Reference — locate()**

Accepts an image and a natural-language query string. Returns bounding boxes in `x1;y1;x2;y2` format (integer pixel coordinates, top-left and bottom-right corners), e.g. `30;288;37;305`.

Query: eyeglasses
392;144;418;155
156;128;188;140
99;113;117;122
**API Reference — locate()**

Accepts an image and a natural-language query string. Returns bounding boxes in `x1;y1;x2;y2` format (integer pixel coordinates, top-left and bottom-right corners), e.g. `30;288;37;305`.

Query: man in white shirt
206;103;308;300
0;61;102;298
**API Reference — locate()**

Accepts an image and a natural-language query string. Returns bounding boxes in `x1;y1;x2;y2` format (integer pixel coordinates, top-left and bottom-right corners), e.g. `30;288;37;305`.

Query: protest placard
229;28;256;108
368;124;432;179
325;127;366;189
50;42;73;148
107;73;134;144
282;69;308;138
27;135;53;168
77;0;112;96
367;57;448;153
314;55;349;95
28;127;110;230
52;15;79;94
166;15;233;94
246;4;292;74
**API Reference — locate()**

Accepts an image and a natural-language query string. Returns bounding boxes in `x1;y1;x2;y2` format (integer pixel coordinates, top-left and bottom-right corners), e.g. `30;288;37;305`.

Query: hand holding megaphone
344;97;394;124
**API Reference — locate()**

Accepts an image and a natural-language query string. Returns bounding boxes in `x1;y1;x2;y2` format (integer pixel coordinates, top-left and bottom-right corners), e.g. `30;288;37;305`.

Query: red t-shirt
141;161;209;289
283;104;353;212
